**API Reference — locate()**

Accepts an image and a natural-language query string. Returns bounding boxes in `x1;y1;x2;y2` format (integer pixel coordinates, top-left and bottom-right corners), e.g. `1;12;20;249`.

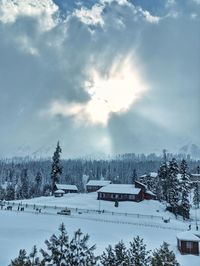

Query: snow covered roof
135;181;147;189
146;190;156;196
177;231;200;242
98;184;141;195
140;172;158;178
54;189;65;194
86;180;111;186
56;184;78;191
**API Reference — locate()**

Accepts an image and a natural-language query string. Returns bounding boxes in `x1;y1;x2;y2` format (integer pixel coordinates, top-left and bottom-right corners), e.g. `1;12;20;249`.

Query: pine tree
51;141;62;193
132;169;138;183
193;182;200;209
0;185;5;200
40;223;69;265
29;246;41;266
100;245;116;266
9;249;30;266
67;229;97;266
151;242;180;266
18;169;29;199
5;184;15;200
35;171;42;197
180;160;190;220
158;150;169;201
40;223;98;266
128;236;151;266
114;241;130;266
168;158;180;216
101;241;130;266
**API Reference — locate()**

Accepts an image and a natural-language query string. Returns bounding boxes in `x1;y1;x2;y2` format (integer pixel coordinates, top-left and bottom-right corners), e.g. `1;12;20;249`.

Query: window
186;241;193;250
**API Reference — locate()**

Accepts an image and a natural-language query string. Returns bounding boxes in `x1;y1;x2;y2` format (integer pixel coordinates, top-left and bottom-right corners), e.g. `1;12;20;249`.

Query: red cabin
177;231;200;255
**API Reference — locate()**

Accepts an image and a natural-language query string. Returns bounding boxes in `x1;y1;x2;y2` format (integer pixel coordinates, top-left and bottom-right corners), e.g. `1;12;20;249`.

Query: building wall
86;185;103;192
178;239;199;255
97;190;143;202
63;189;78;194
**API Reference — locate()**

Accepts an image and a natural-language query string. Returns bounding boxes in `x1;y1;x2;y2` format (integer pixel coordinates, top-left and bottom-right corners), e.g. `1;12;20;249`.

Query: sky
0;0;199;158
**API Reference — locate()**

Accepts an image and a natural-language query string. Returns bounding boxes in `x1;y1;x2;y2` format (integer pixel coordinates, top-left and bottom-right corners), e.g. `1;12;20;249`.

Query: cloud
0;0;59;31
0;0;199;157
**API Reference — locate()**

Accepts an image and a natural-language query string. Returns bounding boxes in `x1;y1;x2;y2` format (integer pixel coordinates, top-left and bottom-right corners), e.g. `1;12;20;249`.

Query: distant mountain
179;143;200;159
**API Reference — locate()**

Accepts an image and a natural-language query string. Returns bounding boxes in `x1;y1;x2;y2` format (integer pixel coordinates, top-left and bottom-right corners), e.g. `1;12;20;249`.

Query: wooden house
86;180;111;193
55;184;78;194
97;184;143;202
177;231;200;255
135;181;156;200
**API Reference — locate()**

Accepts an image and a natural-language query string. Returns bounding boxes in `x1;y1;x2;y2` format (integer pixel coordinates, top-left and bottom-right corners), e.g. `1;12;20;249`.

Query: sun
48;57;149;126
84;57;149;125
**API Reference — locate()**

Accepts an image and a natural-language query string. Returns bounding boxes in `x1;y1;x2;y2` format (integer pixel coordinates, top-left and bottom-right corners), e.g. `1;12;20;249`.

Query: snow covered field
0;193;199;265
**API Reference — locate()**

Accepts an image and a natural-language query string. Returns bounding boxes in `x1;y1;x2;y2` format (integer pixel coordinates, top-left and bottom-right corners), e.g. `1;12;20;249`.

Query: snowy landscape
0;192;200;265
0;0;200;265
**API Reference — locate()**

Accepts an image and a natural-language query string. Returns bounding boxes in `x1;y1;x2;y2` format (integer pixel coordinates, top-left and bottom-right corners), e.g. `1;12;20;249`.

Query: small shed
54;189;65;197
86;180;111;193
97;184;142;202
177;231;200;255
55;184;78;194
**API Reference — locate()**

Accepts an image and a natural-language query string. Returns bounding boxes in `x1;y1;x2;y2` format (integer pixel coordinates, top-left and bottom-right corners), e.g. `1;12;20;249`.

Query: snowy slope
0;193;199;265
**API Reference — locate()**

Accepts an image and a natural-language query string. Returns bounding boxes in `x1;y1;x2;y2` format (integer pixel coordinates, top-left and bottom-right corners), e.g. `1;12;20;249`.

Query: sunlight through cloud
48;57;149;126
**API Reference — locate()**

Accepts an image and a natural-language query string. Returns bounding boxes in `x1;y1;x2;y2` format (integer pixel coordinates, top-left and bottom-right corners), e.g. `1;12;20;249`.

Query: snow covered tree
9;249;30;266
151;242;180;266
34;171;42;197
9;247;42;266
100;245;116;266
193;182;200;209
158;150;169;201
29;246;42;266
51;141;62;193
16;169;29;199
67;229;97;265
132;169;138;183
5;183;15;200
114;241;130;265
40;223;98;265
168;158;180;216
40;223;69;265
101;241;130;266
0;185;6;200
128;236;151;266
180;160;190;219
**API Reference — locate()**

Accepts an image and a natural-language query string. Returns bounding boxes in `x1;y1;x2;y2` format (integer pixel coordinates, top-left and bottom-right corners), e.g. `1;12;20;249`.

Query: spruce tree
158;150;169;201
180;160;190;220
35;171;42;197
17;169;29;199
5;184;15;200
68;229;97;266
0;185;5;200
100;245;116;266
9;249;30;266
168;158;180;216
51;141;62;193
151;242;180;266
114;241;130;266
128;236;151;266
40;223;97;266
193;182;200;209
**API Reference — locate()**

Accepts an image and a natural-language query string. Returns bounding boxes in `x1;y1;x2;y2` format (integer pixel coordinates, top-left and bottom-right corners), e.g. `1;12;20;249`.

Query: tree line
10;223;179;266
